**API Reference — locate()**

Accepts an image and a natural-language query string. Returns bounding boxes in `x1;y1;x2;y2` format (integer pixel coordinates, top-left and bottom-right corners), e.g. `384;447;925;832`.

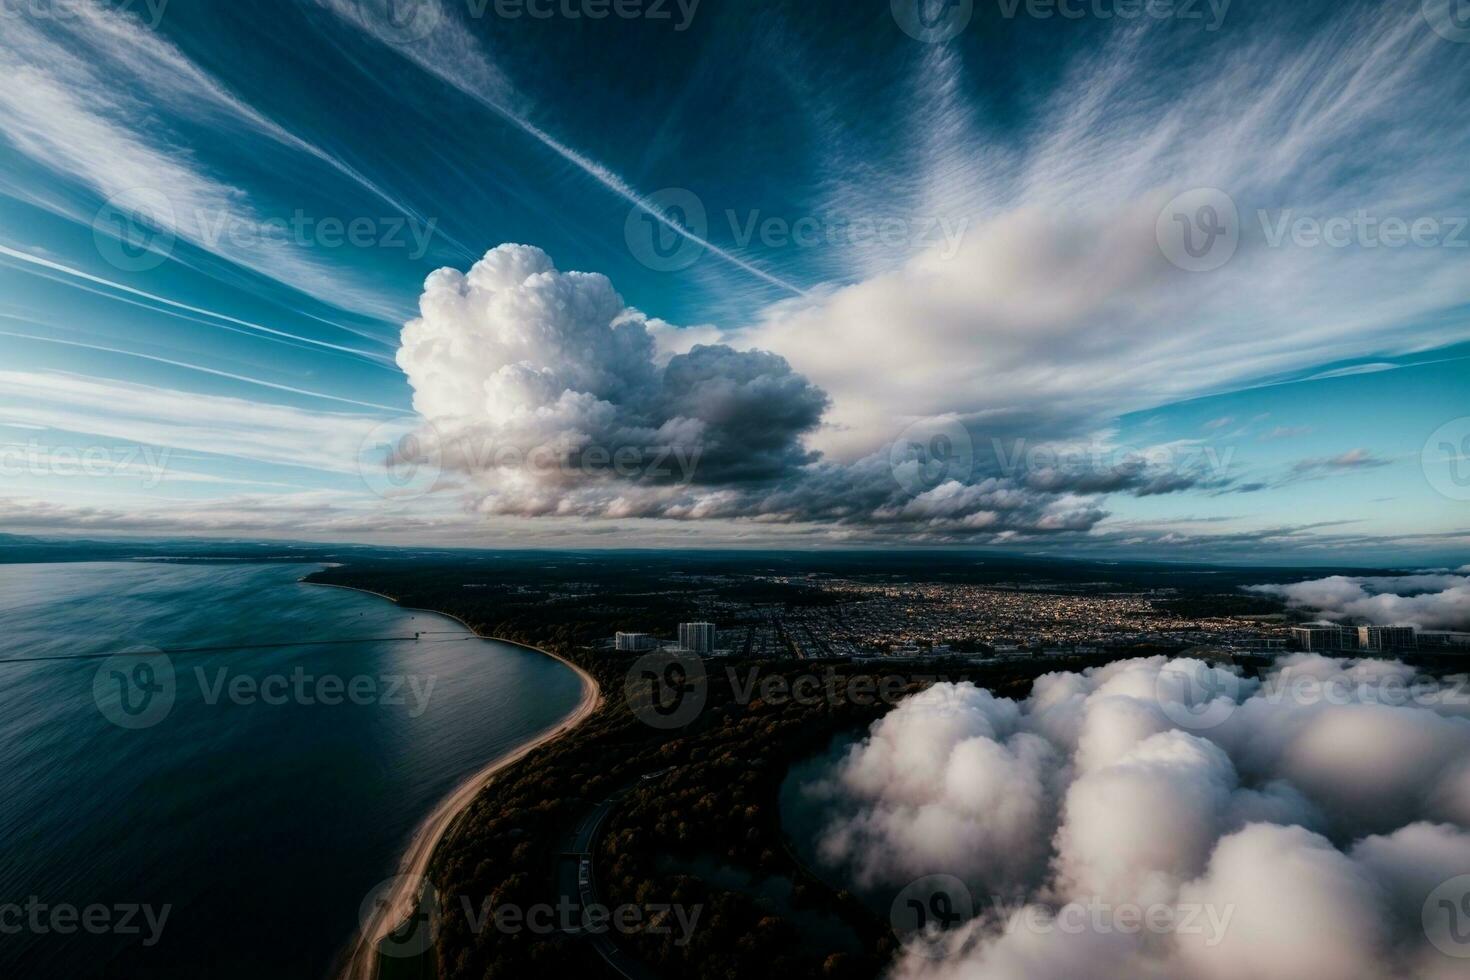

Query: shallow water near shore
0;561;584;979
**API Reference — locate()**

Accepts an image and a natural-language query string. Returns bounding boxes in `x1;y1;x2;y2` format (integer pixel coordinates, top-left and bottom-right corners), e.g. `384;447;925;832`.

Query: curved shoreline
312;580;602;980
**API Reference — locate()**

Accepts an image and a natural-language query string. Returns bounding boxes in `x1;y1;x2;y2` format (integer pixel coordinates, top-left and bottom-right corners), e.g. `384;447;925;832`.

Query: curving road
557;786;660;980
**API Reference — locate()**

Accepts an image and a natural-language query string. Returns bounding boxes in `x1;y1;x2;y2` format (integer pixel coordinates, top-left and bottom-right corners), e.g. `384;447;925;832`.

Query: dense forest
310;564;1123;980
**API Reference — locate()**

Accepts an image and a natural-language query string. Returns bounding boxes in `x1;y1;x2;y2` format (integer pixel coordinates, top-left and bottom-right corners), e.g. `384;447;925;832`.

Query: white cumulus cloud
793;654;1470;979
1246;574;1470;630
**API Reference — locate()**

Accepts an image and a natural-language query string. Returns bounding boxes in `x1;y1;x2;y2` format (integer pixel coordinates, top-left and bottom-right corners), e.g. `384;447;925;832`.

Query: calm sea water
0;561;584;979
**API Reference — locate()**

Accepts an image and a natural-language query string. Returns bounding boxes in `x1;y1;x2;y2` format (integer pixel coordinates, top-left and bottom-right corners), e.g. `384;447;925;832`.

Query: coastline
312;579;602;980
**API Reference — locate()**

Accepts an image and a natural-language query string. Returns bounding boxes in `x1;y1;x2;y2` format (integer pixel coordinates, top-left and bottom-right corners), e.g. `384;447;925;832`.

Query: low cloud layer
1247;574;1470;631
794;656;1470;979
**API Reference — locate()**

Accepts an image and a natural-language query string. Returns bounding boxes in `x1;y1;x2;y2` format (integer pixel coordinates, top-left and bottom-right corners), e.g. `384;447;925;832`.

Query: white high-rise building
615;632;655;652
1289;625;1356;651
1356;626;1416;652
678;622;716;654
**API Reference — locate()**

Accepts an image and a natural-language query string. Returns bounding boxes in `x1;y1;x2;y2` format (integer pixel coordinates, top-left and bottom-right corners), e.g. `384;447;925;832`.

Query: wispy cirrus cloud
1288;449;1393;478
0;8;411;318
1259;425;1314;442
731;6;1470;465
315;0;804;297
0;370;384;474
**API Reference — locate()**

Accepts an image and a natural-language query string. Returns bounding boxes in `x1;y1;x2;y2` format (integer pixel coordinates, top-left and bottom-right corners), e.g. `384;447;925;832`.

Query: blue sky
0;0;1467;563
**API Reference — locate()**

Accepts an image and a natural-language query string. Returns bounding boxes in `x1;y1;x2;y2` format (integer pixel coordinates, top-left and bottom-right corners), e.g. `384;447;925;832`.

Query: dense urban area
294;549;1470;663
594;576;1467;660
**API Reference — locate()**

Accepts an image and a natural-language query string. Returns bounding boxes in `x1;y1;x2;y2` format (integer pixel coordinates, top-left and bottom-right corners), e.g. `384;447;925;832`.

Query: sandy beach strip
312;580;602;980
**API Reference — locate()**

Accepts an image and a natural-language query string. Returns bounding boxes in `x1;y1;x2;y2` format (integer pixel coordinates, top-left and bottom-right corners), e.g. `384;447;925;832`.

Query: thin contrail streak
0;244;400;366
331;2;807;297
65;0;477;264
495;110;808;297
1;264;400;367
0;327;403;413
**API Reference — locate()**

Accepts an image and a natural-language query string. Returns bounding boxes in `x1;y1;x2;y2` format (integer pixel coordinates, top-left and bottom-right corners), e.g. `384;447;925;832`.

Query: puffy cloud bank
794;655;1470;979
393;245;1202;536
1247;573;1470;631
397;244;826;518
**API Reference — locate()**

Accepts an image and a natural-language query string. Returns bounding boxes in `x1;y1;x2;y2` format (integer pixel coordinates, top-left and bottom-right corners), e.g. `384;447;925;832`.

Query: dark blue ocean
0;561;584;979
